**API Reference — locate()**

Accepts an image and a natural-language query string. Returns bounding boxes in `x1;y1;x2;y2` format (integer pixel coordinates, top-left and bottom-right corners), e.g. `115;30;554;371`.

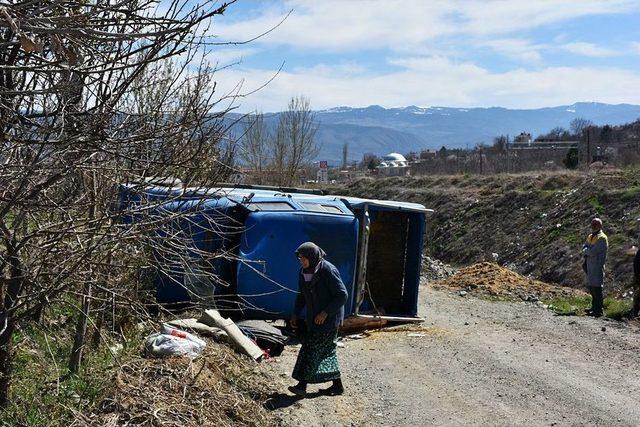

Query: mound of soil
76;342;277;427
432;262;586;301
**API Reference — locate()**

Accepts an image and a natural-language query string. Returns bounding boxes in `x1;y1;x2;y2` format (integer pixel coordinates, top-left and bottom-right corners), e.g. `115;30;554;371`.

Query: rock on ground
422;256;456;282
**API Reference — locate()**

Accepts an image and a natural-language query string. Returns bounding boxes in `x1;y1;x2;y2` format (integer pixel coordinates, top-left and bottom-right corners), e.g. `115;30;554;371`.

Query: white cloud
206;1;640;112
215;0;640;52
631;42;640;54
559;42;619;57
212;57;640;112
481;38;543;63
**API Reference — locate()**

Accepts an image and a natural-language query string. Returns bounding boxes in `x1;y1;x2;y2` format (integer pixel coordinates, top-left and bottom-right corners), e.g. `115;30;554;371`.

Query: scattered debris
422;256;456;282
166;318;229;342
144;324;206;359
237;320;287;357
432;262;587;301
109;343;123;355
200;310;264;361
346;333;367;340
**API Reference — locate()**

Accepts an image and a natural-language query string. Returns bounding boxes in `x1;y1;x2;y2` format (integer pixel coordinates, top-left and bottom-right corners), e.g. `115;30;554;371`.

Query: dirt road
267;286;640;426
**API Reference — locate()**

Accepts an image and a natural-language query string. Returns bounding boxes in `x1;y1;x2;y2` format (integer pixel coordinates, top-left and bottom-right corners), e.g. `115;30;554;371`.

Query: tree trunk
0;253;24;407
0;320;16;408
69;166;96;374
69;283;91;374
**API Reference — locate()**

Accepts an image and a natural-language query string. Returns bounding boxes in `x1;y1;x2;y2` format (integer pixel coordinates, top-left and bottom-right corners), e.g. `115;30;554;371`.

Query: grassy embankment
334;168;640;317
0;303;277;426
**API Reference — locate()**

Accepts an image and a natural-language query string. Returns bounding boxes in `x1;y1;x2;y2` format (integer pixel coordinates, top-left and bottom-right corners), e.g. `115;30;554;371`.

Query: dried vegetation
74;342;278;427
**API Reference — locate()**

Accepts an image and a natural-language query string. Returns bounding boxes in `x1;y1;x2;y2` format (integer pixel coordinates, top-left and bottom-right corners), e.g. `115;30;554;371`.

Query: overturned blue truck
120;182;431;323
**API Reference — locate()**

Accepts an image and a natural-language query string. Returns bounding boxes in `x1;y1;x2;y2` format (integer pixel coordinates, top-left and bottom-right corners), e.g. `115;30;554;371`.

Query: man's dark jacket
293;259;348;332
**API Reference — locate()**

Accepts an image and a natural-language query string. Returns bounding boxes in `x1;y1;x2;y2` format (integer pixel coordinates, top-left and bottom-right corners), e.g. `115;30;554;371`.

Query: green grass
546;295;592;315
587;195;604;214
621;185;640;202
561;232;583;245
539;189;558;199
545;295;632;320
608;233;628;247
603;297;632;320
0;307;147;427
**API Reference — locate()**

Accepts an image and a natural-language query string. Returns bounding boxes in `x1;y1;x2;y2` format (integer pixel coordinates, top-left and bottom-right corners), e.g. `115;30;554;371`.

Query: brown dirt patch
432;262;587;301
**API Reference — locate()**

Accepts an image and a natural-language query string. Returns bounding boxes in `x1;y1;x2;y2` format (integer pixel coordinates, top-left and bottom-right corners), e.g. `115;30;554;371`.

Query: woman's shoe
287;385;307;397
320;383;344;396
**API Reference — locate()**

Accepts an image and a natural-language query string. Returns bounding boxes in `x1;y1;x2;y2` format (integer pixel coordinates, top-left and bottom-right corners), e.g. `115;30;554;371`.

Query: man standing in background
582;218;608;317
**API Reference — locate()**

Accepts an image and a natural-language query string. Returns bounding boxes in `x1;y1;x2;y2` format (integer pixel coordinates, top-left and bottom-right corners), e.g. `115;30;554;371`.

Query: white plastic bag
144;324;206;358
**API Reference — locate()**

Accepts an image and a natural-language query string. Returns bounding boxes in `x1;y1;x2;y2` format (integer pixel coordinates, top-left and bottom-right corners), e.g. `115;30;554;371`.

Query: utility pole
586;127;591;165
506;135;510;174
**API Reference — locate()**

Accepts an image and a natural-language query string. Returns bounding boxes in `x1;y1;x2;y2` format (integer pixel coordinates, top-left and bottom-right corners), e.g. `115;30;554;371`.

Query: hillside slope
315;123;427;162
337;169;640;295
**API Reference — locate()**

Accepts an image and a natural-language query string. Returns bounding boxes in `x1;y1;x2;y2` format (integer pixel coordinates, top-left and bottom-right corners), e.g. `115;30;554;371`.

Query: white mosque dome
382;153;407;162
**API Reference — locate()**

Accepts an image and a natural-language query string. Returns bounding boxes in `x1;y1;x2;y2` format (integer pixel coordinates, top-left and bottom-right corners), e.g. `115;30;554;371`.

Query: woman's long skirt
292;329;341;384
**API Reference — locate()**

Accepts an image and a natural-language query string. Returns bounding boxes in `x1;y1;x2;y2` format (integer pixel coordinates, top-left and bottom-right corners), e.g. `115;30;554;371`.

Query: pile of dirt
432;262;587;301
422;256;456;282
75;342;277;427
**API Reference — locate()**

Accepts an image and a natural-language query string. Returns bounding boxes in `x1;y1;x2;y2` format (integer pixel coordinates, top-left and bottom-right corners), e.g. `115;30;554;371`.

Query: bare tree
570;117;594;137
492;135;508;153
0;0;240;405
536;127;571;141
239;112;272;184
272;96;319;186
361;153;381;170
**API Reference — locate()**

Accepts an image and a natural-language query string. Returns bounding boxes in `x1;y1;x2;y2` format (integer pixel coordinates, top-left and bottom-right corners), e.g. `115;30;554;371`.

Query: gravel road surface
267;286;640;426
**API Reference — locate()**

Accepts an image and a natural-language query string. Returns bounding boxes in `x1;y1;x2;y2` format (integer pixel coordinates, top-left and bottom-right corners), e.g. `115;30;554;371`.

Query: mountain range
232;102;640;164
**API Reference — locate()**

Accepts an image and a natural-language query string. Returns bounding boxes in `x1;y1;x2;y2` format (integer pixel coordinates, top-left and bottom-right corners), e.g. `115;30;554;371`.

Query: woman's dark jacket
293;259;348;332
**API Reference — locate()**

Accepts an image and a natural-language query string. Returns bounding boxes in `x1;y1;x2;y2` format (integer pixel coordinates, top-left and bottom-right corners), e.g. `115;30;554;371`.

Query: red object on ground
169;328;188;339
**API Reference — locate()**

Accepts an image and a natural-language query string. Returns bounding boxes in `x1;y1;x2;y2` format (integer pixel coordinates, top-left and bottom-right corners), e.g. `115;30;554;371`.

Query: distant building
377;153;410;176
419;149;437;159
514;132;532;145
510;140;579;150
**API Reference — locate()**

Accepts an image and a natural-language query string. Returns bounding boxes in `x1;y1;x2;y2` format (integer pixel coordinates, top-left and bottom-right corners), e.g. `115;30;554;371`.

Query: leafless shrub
0;0;245;405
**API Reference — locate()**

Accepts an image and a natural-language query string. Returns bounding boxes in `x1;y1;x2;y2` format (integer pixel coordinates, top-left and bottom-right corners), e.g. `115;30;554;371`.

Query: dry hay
75;342;277;427
432;262;586;301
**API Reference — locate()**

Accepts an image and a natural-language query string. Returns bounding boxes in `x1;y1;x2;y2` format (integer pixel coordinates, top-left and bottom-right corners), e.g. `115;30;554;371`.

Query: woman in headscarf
288;242;348;397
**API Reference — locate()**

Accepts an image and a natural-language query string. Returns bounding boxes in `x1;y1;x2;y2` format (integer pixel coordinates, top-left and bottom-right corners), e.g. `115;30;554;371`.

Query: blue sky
208;0;640;112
